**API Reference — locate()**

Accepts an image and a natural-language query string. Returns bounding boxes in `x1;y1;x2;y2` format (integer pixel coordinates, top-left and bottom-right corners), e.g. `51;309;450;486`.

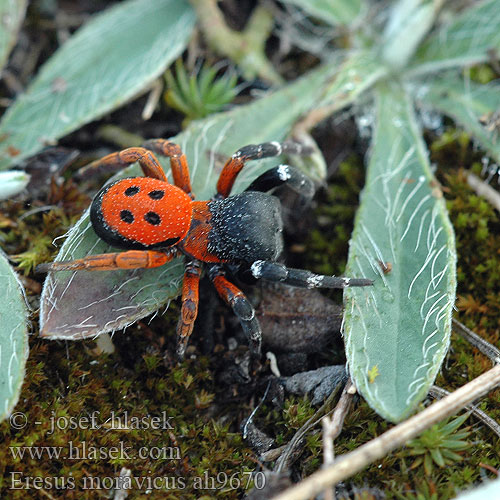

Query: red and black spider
38;139;372;358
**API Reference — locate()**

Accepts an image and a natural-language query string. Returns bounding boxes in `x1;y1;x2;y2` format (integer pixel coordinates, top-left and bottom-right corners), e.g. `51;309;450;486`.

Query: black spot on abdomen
124;186;140;196
148;190;165;200
120;210;134;223
144;211;161;225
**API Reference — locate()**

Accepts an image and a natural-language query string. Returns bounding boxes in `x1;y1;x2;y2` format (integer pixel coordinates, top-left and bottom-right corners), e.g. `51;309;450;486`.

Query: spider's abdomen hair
90;177;193;250
207;192;284;264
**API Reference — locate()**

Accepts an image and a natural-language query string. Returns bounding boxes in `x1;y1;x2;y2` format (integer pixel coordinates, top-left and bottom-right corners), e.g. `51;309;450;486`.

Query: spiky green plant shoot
164;59;238;121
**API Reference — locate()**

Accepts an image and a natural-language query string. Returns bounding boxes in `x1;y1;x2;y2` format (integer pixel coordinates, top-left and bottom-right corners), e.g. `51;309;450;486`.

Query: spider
38;139;372;359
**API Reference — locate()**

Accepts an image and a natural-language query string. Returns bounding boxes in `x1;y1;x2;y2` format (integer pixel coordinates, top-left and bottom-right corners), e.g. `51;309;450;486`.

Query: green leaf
318;50;389;111
416;72;500;163
410;0;500;75
279;0;363;26
0;0;196;170
381;0;442;69
343;82;456;422
0;250;29;422
0;0;27;72
39;64;337;339
440;412;468;434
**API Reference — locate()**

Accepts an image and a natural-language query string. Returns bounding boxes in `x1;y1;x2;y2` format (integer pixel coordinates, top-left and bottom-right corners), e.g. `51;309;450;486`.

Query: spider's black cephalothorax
207;192;284;264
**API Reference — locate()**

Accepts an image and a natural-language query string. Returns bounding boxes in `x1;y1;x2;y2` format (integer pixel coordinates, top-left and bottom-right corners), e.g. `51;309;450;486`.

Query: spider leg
176;261;202;360
249;260;373;288
36;250;176;273
208;264;261;356
216;141;312;198
143;139;193;197
77;147;168;181
245;164;315;200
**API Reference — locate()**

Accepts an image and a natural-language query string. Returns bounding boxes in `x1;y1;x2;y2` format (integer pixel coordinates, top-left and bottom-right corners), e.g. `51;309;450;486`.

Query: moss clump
0;334;256;499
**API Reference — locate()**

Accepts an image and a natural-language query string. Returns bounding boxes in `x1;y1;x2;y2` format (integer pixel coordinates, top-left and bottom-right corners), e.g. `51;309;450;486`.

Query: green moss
0;335;256;499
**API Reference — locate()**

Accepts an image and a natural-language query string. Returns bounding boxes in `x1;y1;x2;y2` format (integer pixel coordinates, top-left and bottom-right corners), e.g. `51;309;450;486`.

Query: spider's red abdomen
90;177;193;250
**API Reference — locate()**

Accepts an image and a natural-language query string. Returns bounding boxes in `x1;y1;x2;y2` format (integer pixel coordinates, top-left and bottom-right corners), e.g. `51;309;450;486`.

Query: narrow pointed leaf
417;73;500;163
0;0;196;170
0;251;29;422
344;82;456;422
0;0;27;72
39;64;337;339
279;0;363;26
410;0;500;75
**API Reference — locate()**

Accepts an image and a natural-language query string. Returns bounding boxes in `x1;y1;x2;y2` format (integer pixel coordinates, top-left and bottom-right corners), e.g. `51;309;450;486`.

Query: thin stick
328;379;356;441
466;172;500;212
271;364;500;500
322;415;336;500
452;318;500;364
321;379;356;500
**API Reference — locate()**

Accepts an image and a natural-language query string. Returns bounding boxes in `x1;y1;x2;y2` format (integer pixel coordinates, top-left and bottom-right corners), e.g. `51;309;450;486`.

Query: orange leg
36;250;175;273
210;266;261;356
176;261;201;359
143;139;193;197
77;147;168;181
216;141;311;198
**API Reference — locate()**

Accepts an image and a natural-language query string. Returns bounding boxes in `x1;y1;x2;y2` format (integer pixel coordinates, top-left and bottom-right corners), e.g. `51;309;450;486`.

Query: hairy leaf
39;64;337;339
410;0;500;75
344;82;456;422
417;73;500;163
0;0;195;170
0;0;27;72
0;251;28;422
318;50;388;111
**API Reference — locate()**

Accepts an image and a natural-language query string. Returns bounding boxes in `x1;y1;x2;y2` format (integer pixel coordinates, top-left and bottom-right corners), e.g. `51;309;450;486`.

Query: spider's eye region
144;211;161;225
148;189;165;200
124;186;140;196
120;209;134;223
